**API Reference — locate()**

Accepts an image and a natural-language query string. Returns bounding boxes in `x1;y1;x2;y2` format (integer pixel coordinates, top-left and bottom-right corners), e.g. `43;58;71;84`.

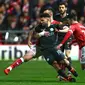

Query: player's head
39;13;51;26
43;7;54;17
70;13;77;21
67;13;78;24
58;2;67;14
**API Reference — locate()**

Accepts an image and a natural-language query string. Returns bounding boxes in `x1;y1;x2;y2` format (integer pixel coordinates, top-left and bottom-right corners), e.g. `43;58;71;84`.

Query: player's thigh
42;50;55;65
50;48;65;61
33;46;42;58
64;40;71;50
57;40;64;52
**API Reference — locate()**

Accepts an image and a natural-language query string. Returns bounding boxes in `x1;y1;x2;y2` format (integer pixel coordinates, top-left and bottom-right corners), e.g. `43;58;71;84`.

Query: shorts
29;44;36;56
41;47;65;65
33;46;42;58
80;46;85;64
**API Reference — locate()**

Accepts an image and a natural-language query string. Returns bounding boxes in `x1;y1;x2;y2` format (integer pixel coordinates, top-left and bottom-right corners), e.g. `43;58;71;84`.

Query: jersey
35;24;58;50
54;13;70;41
61;23;85;49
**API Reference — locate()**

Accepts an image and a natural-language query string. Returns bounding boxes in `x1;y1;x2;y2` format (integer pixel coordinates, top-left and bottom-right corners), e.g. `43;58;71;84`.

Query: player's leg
80;46;85;70
64;58;78;77
51;48;78;81
4;45;36;75
43;48;75;82
64;41;72;75
64;39;72;65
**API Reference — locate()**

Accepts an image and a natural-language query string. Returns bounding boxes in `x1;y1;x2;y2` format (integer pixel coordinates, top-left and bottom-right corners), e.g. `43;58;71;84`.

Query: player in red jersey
57;13;85;70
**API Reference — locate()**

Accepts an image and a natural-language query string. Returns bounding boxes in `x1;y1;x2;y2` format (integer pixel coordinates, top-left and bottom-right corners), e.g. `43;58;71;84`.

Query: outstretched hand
44;31;50;37
28;41;32;48
56;44;63;49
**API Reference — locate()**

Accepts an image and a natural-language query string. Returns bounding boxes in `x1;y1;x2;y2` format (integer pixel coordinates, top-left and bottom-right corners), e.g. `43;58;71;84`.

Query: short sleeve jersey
35;24;58;50
69;23;85;49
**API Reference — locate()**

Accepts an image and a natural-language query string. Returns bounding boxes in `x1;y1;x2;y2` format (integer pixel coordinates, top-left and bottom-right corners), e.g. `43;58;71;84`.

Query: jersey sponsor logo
0;45;79;60
80;26;85;29
46;58;50;61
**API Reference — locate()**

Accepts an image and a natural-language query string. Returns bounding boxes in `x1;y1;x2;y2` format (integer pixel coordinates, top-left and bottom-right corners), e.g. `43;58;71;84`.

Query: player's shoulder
66;13;70;17
78;23;85;29
51;20;60;24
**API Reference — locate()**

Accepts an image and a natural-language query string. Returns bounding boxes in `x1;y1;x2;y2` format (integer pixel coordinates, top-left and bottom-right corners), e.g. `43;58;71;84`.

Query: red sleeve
61;25;75;45
51;20;60;24
61;31;72;45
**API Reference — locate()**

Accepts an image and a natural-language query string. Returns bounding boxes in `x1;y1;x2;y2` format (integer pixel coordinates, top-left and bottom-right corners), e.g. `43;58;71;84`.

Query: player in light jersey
57;13;85;70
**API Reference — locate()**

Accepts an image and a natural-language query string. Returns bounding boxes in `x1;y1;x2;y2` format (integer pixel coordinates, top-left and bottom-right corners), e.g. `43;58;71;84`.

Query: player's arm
35;31;50;38
58;26;69;33
60;25;75;45
56;30;73;49
28;30;33;48
61;30;73;45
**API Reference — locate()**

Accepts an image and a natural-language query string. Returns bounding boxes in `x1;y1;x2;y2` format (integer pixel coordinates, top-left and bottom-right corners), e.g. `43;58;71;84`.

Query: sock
58;69;68;79
10;58;24;69
66;64;72;71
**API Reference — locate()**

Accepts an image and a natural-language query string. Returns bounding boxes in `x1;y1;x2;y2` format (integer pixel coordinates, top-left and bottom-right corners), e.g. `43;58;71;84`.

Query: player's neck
60;12;67;18
48;22;51;27
51;17;54;22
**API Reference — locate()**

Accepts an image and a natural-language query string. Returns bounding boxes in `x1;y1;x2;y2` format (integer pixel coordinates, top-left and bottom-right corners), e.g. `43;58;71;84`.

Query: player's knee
23;52;33;62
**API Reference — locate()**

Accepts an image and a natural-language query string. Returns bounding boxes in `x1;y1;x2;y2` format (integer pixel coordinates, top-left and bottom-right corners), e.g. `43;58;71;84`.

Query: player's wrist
60;43;63;46
38;31;45;37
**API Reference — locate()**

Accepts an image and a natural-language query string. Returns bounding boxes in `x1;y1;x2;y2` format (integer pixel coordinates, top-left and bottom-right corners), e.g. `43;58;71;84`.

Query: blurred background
0;0;85;45
0;0;84;60
0;1;84;84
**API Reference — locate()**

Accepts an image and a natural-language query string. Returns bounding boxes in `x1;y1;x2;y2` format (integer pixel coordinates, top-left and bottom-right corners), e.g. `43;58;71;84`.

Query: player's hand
55;29;59;32
28;41;32;48
44;31;50;37
56;44;63;49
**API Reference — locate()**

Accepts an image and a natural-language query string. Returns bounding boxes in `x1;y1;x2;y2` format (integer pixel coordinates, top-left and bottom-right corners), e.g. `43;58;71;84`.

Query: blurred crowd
0;0;85;44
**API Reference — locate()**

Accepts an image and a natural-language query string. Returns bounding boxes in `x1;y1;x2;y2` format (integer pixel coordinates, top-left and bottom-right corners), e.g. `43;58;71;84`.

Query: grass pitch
0;60;85;85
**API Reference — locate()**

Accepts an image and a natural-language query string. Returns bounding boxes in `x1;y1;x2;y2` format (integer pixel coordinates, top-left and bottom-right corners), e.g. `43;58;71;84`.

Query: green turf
0;60;85;85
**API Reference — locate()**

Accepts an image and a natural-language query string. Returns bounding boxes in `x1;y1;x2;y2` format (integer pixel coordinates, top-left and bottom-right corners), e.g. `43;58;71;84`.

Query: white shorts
80;46;85;64
28;44;36;56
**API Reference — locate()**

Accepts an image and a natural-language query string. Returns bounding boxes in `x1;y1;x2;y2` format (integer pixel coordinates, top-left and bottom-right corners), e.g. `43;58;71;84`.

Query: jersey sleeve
60;25;76;44
69;25;75;32
35;24;42;33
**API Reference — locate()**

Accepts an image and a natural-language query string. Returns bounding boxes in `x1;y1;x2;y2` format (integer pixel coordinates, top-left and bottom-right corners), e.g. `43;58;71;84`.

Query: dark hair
59;2;67;7
43;7;54;13
39;13;50;18
69;13;77;21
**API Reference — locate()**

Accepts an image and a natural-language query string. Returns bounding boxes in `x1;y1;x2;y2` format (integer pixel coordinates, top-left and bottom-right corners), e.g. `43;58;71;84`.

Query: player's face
66;19;72;25
59;5;67;14
39;17;50;25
